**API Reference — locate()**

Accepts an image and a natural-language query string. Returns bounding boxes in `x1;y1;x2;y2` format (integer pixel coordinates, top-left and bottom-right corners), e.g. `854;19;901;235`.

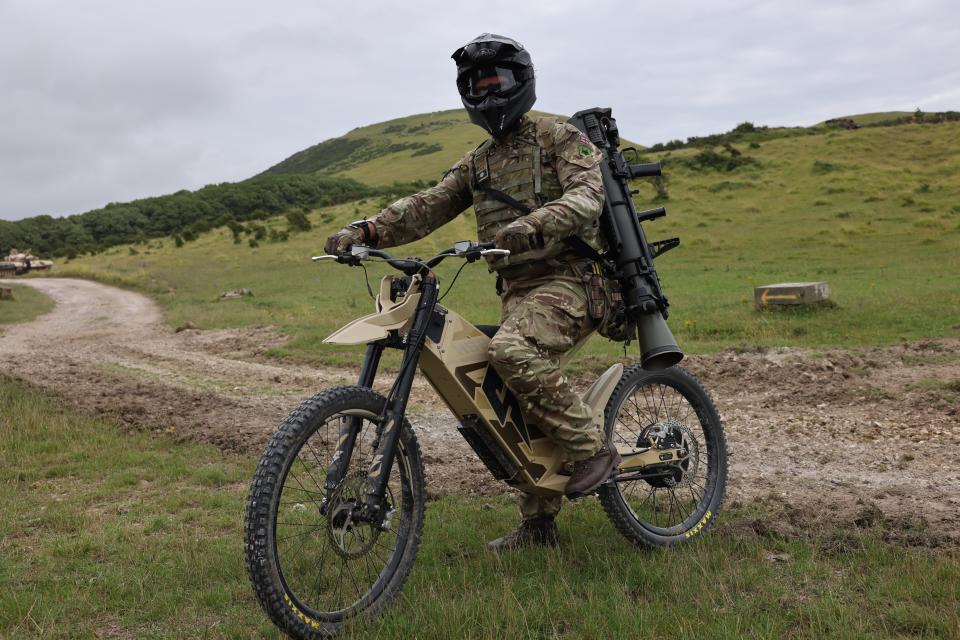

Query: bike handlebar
311;241;507;276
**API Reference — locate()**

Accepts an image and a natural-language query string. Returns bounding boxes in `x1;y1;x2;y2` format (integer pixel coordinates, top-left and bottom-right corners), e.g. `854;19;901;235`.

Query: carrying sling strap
476;184;609;266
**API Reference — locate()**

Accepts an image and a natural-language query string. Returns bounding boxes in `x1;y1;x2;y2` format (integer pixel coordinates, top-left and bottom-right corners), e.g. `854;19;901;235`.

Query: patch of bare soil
5;278;959;544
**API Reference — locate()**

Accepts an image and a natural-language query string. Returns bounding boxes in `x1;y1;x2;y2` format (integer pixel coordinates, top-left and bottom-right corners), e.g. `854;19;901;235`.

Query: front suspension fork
322;341;384;504
361;275;438;525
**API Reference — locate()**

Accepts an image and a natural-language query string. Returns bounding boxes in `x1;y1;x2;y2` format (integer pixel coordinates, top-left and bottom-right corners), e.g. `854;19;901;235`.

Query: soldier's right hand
324;220;376;255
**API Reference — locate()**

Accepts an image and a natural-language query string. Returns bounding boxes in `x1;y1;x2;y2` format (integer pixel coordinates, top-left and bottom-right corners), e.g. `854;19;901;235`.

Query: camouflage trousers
487;268;603;519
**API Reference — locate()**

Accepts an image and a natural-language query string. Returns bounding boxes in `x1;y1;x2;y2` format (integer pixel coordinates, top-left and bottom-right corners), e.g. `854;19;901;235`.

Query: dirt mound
4;278;959;544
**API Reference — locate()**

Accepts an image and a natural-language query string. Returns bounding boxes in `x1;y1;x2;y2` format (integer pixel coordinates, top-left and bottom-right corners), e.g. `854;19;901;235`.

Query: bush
187;220;210;236
411;143;443;157
812;160;841;174
248;238;259;248
285;210;312;232
249;224;267;240
670;146;757;172
227;220;244;243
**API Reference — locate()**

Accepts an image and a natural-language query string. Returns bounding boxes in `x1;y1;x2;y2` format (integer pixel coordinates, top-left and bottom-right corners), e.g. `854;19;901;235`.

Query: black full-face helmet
451;33;536;138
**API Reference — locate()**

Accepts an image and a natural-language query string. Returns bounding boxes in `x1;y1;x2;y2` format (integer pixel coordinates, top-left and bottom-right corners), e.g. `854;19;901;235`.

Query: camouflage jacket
369;115;605;276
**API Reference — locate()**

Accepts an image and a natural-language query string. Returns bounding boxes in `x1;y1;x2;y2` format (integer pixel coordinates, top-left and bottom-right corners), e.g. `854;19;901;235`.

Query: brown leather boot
486;516;559;552
564;448;622;497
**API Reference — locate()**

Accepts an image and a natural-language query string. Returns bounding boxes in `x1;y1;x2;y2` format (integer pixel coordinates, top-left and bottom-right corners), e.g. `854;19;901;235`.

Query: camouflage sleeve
369;154;473;248
527;122;604;244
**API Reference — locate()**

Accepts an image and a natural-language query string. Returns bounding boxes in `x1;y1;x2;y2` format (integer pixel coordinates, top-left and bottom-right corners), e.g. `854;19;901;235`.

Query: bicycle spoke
267;410;415;619
608;373;720;532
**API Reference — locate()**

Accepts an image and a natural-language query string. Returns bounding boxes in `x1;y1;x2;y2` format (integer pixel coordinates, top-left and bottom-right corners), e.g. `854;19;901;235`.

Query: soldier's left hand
495;217;544;255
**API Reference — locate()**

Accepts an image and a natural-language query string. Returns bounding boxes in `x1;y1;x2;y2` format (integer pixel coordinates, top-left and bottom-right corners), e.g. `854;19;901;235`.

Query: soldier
325;33;620;550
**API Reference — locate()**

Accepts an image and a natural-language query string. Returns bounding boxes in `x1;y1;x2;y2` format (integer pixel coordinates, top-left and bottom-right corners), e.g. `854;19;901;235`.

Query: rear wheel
244;385;426;638
598;365;727;547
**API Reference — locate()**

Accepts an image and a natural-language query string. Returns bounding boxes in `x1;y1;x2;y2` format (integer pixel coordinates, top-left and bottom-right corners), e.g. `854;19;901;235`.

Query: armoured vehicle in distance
0;248;53;277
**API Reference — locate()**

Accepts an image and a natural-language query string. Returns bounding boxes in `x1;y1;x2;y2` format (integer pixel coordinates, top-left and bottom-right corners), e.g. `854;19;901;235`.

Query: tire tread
243;385;425;639
598;365;728;548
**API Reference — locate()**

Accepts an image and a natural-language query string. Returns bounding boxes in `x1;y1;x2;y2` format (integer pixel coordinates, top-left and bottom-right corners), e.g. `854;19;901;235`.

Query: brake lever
311;254;360;265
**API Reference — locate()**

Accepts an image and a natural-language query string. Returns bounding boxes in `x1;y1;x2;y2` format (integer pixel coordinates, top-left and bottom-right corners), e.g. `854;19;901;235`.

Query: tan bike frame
326;273;625;497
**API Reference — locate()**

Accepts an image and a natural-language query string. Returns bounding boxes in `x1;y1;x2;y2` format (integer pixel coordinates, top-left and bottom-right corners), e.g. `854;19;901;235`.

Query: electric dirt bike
244;241;727;639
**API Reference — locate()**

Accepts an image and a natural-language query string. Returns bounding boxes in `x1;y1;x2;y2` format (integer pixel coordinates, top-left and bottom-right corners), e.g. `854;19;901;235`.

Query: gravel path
5;278;958;543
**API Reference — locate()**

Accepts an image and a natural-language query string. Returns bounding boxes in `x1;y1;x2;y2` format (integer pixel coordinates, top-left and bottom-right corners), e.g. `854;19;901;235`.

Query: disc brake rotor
326;471;381;558
639;419;700;488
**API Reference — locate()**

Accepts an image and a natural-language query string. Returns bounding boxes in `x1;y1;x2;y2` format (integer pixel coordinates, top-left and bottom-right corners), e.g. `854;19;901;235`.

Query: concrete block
755;282;831;309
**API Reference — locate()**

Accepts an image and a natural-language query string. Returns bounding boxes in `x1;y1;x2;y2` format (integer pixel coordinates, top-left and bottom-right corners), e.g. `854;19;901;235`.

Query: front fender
323;292;421;345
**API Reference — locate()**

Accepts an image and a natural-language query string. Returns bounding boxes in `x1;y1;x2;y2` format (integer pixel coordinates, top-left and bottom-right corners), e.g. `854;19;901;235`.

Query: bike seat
475;324;500;339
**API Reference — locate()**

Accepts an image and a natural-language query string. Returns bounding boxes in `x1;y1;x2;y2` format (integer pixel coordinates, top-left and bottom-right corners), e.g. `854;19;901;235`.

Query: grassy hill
261;109;483;185
820;111;914;126
260;108;615;187
47;110;960;367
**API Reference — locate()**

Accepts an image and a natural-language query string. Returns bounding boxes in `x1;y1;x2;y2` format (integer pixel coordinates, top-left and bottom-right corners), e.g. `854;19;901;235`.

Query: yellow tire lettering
284;593;321;630
684;510;712;539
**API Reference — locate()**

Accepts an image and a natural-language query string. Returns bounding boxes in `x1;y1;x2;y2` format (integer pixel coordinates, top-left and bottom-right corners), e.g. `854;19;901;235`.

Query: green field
0;283;54;328
50;116;960;369
1;380;957;639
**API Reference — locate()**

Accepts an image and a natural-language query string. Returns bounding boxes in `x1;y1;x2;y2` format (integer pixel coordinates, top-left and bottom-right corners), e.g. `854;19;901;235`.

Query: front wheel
598;365;727;547
244;385;426;639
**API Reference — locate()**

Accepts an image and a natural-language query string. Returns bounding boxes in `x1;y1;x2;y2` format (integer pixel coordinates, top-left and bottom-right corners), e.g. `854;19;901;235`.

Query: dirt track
4;278;959;544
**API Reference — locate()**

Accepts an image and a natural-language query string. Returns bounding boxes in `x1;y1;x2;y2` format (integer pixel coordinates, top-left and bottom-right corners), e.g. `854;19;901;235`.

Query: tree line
0;174;428;258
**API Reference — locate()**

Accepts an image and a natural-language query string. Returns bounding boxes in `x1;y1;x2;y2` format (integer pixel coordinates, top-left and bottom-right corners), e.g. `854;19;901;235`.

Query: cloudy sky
2;0;957;220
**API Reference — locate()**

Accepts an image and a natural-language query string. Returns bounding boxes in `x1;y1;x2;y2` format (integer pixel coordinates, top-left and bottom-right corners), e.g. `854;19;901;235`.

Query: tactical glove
324;220;376;255
494;217;544;256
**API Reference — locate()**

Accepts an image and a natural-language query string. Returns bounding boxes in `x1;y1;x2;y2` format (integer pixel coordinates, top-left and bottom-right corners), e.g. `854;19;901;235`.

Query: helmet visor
460;65;520;98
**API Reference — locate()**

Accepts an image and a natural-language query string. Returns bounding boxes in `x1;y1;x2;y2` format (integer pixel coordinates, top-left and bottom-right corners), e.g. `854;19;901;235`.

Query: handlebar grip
629;162;662;178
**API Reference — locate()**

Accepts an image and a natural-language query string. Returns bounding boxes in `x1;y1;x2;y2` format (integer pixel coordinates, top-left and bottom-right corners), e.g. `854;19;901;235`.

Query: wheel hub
639;419;699;488
326;471;381;558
